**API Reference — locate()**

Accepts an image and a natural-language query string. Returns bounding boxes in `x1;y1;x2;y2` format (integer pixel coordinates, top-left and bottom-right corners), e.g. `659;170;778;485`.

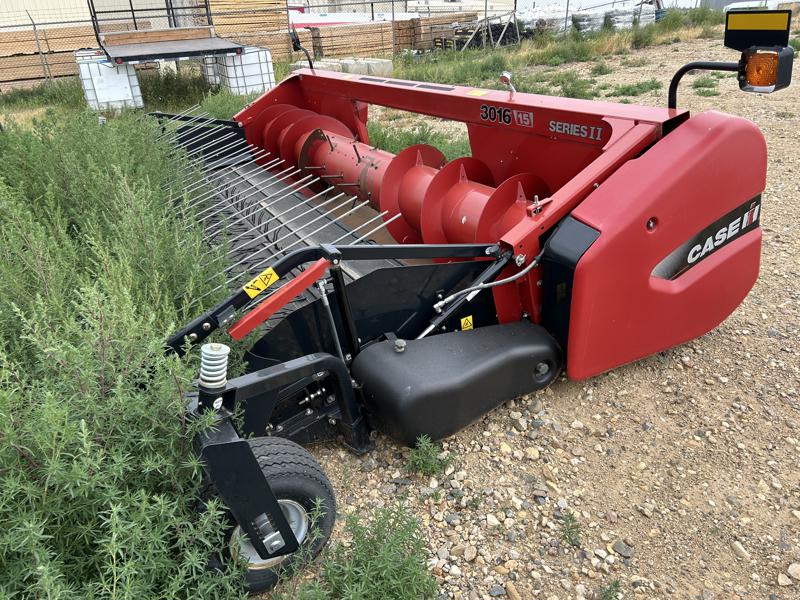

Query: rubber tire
205;436;336;594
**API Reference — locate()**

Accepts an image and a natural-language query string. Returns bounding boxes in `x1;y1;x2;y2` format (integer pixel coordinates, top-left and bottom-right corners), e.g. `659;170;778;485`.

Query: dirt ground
310;36;800;600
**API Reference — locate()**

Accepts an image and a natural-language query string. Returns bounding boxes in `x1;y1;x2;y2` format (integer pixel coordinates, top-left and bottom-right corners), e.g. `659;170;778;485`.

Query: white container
201;55;221;86
76;49;143;111
217;47;275;96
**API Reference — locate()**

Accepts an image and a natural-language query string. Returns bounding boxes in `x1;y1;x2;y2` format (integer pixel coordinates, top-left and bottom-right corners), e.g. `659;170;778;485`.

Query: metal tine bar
156;113;211;146
191;166;302;225
348;213;401;244
171;137;251;181
197;201;357;302
206;188;343;253
196;167;327;244
223;199;367;277
332;211;397;245
180;159;283;217
169;120;230;151
202;141;262;172
174;144;268;198
193;198;367;305
161;136;250;193
157;111;211;142
170;128;237;160
199;172;313;235
234;199;372;279
200;167;312;220
185;166;297;233
179;158;284;212
153;105;202;140
167;142;264;197
218;196;360;279
164;121;226;156
200;190;341;260
198;168;307;225
192;138;250;168
180;199;382;306
154;105;201;136
204;175;319;238
166;134;242;179
215;189;344;255
155;104;201;128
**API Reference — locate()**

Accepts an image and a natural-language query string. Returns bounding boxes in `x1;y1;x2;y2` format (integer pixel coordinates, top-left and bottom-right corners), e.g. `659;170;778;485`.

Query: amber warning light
739;47;793;93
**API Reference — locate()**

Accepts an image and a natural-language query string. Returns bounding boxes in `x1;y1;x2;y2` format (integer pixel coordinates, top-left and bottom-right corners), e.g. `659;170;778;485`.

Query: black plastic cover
540;216;600;352
351;321;561;446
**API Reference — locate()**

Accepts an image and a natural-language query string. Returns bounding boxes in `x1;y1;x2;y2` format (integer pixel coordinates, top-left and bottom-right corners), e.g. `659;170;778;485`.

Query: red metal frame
232;70;765;380
228;258;332;341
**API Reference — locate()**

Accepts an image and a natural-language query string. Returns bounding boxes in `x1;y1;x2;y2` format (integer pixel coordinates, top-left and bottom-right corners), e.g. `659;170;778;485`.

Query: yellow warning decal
242;267;279;299
460;315;474;331
727;11;789;31
466;89;490;97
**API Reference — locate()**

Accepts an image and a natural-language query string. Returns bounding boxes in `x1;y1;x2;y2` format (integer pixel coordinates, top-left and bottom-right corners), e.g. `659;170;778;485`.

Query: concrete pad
290;59;343;72
365;58;393;77
339;58;370;75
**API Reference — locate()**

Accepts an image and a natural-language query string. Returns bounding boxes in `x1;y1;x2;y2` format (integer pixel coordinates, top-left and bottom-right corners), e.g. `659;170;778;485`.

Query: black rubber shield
352;321;561;446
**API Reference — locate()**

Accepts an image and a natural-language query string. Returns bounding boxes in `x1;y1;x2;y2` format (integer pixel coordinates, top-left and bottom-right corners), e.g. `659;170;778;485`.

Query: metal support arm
668;61;740;109
194;411;299;561
197;352;371;453
166;242;501;355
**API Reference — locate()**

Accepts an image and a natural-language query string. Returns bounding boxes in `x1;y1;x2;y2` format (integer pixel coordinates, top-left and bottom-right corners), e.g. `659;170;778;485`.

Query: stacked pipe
258;104;551;245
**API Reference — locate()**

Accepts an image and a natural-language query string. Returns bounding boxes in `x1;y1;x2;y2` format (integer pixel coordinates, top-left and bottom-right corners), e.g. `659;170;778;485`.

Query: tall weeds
0;111;241;598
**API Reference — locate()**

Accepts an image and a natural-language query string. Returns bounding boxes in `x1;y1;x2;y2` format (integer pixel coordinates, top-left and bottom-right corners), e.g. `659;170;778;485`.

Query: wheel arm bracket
195;416;299;560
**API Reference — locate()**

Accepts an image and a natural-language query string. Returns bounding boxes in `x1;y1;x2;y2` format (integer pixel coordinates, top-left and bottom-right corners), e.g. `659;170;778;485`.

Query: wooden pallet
0;51;77;83
225;28;313;61
100;26;214;47
412;12;478;50
393;20;415;50
310;22;394;59
0;21;149;59
210;0;287;33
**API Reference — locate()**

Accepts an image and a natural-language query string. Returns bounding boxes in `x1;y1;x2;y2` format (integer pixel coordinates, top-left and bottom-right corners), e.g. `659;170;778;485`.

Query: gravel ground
308;36;800;600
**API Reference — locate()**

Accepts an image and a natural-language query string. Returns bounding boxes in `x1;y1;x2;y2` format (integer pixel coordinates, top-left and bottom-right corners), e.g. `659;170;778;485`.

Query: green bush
692;75;718;89
138;70;212;112
292;505;438;599
591;61;613;76
550;71;597;99
404;435;452;477
559;512;581;547
686;7;724;27
0;78;84;111
0;111;239;598
200;90;258;119
367;121;470;162
607;78;662;97
631;25;655;49
656;9;687;33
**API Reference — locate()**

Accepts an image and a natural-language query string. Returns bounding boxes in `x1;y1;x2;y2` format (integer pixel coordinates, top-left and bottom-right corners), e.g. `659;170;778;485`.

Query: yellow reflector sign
243;266;279;299
727;11;790;31
724;10;791;51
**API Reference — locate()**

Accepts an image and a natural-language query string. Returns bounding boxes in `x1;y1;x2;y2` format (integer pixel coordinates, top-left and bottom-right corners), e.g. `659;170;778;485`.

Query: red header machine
160;11;793;592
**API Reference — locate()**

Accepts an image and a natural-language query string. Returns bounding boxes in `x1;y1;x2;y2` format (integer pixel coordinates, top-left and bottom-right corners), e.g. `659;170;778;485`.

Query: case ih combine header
157;11;793;591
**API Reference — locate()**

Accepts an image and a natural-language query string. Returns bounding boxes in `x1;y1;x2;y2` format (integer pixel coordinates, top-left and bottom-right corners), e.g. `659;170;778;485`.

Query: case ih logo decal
652;196;761;280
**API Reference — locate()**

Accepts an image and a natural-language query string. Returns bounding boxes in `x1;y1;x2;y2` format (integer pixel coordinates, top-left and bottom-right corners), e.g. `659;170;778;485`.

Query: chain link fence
0;0;665;88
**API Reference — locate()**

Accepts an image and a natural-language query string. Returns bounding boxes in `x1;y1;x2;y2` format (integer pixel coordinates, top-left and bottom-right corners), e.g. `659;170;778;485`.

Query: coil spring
199;343;230;389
